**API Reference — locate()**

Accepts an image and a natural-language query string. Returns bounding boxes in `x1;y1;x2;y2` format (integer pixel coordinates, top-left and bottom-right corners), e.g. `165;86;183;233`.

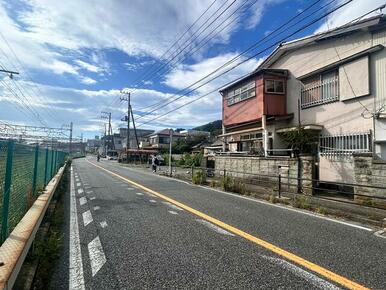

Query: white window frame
301;70;339;109
226;81;256;106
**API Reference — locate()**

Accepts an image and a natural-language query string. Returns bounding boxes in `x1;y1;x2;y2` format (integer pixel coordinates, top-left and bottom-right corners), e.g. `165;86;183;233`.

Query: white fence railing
301;76;339;108
319;131;371;157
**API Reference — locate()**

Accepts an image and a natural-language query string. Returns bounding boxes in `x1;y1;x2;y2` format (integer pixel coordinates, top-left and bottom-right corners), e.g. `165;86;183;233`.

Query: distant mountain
193;120;222;135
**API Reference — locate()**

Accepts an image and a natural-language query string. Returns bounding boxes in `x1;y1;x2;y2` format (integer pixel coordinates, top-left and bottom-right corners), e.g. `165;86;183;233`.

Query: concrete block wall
214;155;314;194
353;153;386;199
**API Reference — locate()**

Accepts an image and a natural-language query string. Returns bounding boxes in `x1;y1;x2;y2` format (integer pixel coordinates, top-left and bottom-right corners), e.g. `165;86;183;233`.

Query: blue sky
0;0;383;139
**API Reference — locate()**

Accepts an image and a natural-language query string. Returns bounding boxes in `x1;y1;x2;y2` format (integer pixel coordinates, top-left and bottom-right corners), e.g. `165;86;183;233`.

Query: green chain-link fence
0;140;68;244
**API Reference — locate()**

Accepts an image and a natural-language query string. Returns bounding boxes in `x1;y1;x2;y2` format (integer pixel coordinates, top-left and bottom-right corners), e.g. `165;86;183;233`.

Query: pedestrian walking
151;155;157;173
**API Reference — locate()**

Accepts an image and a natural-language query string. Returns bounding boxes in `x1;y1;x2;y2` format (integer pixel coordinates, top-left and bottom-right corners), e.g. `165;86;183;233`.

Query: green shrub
315;207;327;215
192;170;205;185
220;175;246;195
220;175;232;191
358;197;375;207
292;196;311;210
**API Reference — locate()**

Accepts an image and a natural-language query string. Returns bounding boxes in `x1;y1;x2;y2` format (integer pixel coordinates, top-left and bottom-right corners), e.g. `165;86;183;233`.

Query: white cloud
75;60;101;73
246;0;286;29
164;53;262;94
134;53;263;128
42;60;79;75
316;0;385;32
79;76;97;85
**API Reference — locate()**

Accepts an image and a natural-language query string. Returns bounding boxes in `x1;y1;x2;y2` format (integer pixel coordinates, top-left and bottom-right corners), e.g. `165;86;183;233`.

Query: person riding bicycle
97;152;100;162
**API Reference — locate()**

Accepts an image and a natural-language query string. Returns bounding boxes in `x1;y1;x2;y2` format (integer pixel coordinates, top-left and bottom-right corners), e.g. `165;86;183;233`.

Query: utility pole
80;133;83;155
101;111;113;151
104;123;107;156
69;122;73;157
0;69;19;78
120;92;130;163
169;128;173;177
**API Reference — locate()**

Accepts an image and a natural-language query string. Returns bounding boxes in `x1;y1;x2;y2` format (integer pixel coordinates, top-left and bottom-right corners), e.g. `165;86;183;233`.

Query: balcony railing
301;75;339;108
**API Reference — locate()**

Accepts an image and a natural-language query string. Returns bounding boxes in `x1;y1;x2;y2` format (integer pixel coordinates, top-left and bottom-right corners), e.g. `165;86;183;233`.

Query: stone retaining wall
214;155;314;195
353;153;386;200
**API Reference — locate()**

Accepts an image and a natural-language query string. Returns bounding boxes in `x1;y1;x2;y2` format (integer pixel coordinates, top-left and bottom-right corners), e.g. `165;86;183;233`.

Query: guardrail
0;140;68;244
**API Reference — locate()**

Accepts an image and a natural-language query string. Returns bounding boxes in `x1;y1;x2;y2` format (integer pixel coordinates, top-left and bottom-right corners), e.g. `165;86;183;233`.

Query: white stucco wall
269;29;379;135
267;28;386;181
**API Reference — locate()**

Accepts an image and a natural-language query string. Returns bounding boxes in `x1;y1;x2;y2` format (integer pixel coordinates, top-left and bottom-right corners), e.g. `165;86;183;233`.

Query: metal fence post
278;173;282;199
1;140;14;243
53;150;57;173
50;148;54;178
191;165;194;180
31;145;39;196
44;147;49;186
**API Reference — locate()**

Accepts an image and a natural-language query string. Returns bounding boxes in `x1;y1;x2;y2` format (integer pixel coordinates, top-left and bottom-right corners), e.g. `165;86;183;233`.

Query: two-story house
147;129;185;149
220;15;386;183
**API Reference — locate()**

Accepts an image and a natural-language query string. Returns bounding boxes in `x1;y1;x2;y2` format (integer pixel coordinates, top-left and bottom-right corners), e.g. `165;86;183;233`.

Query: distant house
147;129;185;149
119;128;153;149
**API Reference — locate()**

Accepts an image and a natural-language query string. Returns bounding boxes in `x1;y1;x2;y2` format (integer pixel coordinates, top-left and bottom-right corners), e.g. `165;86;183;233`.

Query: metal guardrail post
31;145;39;196
1;140;14;243
44;148;49;186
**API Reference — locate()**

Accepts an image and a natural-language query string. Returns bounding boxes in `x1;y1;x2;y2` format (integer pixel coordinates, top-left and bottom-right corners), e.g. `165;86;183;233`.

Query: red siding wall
222;73;287;127
263;74;287;116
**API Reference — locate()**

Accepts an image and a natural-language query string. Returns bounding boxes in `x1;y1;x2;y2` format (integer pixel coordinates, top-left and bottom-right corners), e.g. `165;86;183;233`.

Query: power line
134;0;261;114
0;31;63;124
135;0;336;122
137;0;370;128
105;0;239;111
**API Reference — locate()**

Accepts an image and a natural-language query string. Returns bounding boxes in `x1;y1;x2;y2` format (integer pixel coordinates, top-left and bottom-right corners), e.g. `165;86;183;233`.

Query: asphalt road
51;157;386;289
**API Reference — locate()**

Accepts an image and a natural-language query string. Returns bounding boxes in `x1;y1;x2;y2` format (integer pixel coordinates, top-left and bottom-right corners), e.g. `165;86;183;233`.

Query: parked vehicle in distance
106;150;119;160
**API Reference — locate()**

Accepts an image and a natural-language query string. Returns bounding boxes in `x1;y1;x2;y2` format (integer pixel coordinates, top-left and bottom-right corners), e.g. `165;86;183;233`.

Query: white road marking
94;206;101;211
77;188;84;195
86;190;93;194
82;210;93;226
261;255;341;290
198;186;374;232
90;196;96;200
127;187;134;190
136;192;144;196
76;182;81;187
162;201;184;211
88;236;107;277
374;229;386;239
79;197;87;206
168;210;178;215
85;186;92;190
195;219;235;236
149;199;157;203
100;220;108;228
69;167;85;290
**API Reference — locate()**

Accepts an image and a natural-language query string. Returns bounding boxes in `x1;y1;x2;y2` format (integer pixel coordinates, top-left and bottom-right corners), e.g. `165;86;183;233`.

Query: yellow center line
86;159;369;290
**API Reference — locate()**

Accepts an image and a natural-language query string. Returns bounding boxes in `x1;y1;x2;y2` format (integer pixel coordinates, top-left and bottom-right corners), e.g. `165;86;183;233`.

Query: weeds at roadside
315;207;327;215
192;170;205;185
292;196;311;210
268;194;278;204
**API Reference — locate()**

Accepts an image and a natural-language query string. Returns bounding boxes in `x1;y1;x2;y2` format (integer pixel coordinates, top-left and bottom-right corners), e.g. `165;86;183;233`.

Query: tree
281;126;315;155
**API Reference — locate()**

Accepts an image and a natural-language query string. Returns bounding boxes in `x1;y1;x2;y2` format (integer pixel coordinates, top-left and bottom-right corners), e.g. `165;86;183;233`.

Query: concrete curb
0;163;67;290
